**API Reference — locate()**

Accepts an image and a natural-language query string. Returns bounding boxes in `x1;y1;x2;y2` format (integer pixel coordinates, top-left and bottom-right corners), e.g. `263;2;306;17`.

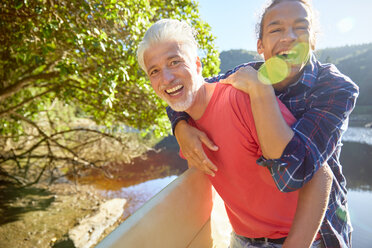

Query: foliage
0;0;220;184
0;100;156;185
0;0;220;135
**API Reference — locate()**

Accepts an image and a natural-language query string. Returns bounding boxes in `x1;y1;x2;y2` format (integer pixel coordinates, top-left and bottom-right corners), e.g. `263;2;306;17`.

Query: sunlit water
99;176;178;220
343;127;372;145
340;128;372;247
348;190;372;248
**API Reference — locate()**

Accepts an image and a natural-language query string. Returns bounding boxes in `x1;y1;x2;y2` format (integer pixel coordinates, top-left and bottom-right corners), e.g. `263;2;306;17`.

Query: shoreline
0;182;124;248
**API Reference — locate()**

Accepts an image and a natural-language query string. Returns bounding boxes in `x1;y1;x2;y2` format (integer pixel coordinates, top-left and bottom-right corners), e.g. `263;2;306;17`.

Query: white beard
163;77;203;112
167;90;194;111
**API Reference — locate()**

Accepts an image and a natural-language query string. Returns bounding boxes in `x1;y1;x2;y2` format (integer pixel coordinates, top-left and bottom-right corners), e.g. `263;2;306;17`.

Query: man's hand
175;120;218;177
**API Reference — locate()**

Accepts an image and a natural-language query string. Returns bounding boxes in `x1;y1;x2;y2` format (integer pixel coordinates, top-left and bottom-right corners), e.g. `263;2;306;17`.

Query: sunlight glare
211;189;232;247
337;17;355;33
258;57;289;85
257;42;310;85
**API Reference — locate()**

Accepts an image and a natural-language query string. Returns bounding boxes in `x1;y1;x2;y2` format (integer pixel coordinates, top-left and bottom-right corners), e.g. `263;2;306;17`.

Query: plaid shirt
166;54;359;247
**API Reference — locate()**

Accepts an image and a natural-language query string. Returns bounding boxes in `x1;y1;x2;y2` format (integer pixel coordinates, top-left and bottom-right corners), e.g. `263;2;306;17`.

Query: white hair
137;19;198;72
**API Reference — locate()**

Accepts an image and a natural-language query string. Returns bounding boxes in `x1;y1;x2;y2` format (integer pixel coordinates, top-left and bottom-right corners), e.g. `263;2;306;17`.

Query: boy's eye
269;28;281;33
296;26;308;30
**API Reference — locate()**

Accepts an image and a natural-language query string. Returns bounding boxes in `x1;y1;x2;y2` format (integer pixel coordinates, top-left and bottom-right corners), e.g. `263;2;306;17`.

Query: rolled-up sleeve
166;106;190;135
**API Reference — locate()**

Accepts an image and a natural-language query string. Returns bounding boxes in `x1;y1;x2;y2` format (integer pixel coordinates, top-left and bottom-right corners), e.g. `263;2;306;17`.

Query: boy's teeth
279;50;295;56
166;85;183;94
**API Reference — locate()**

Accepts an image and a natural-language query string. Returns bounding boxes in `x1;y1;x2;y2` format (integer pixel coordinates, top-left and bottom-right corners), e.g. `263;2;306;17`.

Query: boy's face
143;41;202;112
257;1;314;88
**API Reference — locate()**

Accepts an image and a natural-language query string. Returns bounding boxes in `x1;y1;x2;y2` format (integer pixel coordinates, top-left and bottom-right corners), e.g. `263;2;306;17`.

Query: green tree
0;0;220;184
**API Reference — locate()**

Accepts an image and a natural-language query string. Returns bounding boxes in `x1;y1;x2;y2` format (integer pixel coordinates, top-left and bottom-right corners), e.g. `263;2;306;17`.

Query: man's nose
281;27;297;42
162;68;175;84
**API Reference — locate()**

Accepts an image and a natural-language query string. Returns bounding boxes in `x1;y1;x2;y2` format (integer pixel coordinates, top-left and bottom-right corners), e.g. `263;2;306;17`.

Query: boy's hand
220;66;262;94
175;120;218;177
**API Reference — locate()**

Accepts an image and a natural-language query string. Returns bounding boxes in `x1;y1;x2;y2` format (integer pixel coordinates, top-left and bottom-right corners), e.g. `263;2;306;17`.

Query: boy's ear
311;39;316;51
257;39;264;55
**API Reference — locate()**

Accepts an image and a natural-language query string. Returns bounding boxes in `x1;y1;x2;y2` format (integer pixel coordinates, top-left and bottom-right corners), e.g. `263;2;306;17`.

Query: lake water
339;127;372;247
342;126;372;146
91;127;372;247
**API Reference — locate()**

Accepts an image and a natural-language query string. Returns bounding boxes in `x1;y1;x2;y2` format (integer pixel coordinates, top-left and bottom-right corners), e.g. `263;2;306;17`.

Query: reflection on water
71;136;187;191
340;128;372;247
74;136;187;220
340;141;372;190
348;190;372;248
100;176;177;220
343;127;372;145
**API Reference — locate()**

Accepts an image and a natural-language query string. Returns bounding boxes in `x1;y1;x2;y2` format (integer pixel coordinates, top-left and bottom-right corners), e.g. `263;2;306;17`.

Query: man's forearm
283;164;332;248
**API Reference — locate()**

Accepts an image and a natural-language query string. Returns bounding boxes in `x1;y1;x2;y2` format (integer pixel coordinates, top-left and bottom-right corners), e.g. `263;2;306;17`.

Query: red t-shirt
183;83;298;239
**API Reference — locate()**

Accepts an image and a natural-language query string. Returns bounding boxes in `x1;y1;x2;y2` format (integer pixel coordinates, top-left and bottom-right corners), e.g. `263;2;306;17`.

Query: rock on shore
69;198;126;248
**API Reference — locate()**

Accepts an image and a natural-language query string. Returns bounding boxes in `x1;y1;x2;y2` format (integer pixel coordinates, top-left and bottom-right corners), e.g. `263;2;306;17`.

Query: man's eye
149;69;158;76
170;60;181;66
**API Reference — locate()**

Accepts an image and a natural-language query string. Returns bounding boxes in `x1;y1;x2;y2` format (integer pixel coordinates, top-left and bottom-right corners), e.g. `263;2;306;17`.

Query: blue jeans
229;232;325;248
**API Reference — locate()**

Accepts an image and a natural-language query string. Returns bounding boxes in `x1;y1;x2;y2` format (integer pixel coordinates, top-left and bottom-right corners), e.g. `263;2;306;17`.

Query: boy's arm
220;65;358;192
283;164;332;248
175;120;218;177
167;107;217;174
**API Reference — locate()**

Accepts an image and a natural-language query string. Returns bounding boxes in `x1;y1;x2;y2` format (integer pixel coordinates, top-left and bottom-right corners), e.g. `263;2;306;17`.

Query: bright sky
198;0;372;52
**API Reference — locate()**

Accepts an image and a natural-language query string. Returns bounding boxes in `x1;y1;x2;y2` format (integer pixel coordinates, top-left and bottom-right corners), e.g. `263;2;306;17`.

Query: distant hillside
219;49;260;73
219;43;372;108
315;43;372;64
331;46;372;106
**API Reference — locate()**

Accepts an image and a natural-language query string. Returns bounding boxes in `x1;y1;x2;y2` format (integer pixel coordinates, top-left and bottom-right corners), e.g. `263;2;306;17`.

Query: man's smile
165;84;184;96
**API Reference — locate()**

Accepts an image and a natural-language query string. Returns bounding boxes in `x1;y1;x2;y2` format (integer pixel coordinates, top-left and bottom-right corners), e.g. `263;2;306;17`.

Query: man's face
257;1;314;87
144;41;203;112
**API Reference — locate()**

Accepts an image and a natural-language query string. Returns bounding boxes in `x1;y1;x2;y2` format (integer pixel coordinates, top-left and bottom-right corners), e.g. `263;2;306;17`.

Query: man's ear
257;39;264;55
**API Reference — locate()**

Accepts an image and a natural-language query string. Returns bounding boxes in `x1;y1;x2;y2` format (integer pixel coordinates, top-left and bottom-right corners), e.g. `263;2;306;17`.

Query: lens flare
336;206;348;222
337;17;355;33
258;42;310;85
258;56;288;85
291;42;310;65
